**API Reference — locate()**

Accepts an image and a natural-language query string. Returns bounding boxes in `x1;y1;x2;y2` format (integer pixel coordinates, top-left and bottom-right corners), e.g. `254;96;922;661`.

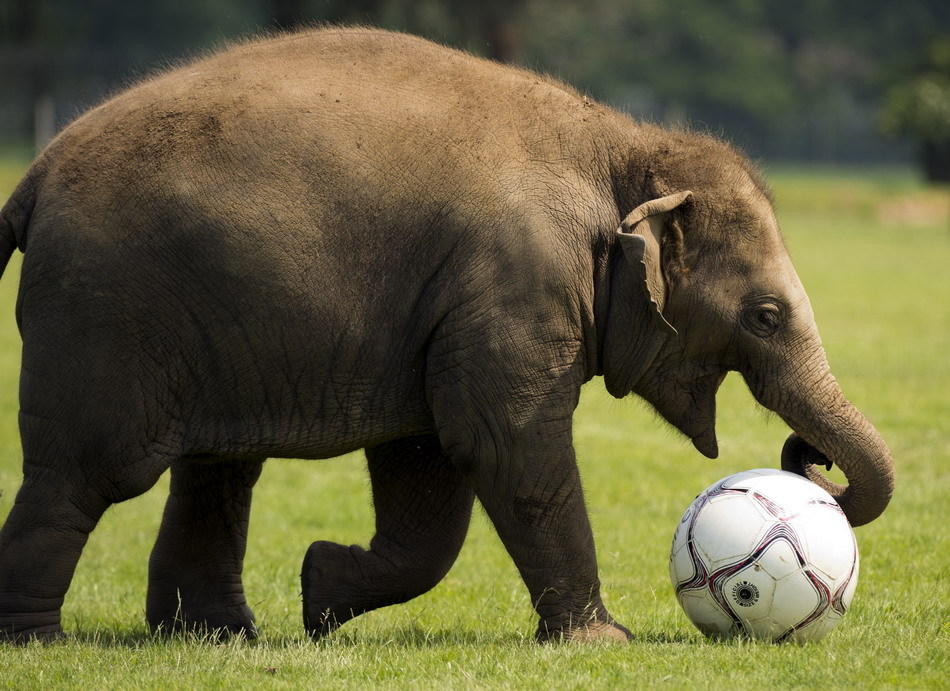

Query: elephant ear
616;191;693;336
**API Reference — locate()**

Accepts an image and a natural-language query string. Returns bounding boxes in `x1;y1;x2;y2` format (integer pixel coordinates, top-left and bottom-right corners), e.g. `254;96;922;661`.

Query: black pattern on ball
732;581;759;607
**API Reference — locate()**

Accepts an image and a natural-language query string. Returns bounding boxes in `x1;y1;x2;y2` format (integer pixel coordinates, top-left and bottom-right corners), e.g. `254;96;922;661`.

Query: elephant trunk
748;368;895;528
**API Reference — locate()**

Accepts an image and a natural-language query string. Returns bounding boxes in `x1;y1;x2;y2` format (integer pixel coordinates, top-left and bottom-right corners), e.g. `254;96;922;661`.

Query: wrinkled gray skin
0;28;893;643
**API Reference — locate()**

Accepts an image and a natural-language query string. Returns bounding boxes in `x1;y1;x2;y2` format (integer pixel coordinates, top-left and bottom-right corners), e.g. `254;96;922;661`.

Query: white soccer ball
669;468;859;642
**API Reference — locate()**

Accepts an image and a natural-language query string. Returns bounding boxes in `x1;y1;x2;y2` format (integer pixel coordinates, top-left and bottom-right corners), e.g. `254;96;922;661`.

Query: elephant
0;27;893;644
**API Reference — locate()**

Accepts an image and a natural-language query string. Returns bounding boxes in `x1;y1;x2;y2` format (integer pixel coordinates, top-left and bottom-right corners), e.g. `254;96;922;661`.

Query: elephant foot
303;539;439;639
301;540;366;639
146;587;258;640
0;628;65;645
0;611;64;644
147;610;258;641
566;620;632;644
535;617;632;644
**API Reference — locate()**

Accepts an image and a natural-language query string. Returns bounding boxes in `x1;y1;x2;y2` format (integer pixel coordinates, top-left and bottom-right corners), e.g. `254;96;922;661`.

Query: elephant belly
15;225;438;463
184;361;436;461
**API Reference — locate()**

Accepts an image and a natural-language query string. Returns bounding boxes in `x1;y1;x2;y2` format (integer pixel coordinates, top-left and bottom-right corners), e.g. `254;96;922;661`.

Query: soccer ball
669;469;859;642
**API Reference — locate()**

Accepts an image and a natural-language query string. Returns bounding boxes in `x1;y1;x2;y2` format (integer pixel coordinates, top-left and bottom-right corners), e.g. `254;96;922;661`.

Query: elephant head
602;159;894;527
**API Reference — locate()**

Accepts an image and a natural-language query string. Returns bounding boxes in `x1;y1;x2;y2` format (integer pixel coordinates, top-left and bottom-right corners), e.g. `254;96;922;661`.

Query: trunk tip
780;433;894;528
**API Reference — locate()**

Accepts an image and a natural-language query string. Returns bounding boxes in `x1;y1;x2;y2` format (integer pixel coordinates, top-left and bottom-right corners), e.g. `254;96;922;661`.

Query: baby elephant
0;28;893;643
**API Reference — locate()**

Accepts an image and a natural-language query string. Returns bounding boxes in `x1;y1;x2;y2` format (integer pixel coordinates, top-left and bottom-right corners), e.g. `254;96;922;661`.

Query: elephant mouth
691;427;719;459
688;371;728;459
634;367;727;459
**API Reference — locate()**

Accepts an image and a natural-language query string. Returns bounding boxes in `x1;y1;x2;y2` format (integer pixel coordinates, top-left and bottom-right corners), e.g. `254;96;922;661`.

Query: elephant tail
0;208;18;280
0;160;43;279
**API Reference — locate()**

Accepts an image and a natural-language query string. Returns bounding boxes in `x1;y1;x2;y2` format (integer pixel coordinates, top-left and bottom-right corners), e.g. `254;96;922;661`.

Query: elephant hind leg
0;412;170;642
146;458;264;639
302;435;474;638
0;475;104;642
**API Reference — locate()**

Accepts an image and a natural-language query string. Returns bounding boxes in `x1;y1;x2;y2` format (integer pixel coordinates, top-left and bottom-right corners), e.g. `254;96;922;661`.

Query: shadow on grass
316;625;526;648
61;624;696;649
66;627;249;649
58;624;495;649
631;631;698;645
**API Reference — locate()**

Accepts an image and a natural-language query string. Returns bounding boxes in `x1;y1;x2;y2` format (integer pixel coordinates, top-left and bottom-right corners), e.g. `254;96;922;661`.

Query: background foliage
1;0;949;171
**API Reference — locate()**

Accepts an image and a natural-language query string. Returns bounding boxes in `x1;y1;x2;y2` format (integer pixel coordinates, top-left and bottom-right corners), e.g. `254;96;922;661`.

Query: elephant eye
741;302;783;338
758;309;779;329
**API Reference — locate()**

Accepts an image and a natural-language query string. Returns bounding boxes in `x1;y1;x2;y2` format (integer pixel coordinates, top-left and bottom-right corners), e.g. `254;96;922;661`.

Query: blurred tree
260;0;524;63
2;0;948;166
270;0;306;29
267;0;380;31
439;0;523;63
880;36;950;181
519;0;940;161
8;0;38;37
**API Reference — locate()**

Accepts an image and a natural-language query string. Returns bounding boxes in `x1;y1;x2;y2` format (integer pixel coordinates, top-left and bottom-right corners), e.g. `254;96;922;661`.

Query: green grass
0;159;947;688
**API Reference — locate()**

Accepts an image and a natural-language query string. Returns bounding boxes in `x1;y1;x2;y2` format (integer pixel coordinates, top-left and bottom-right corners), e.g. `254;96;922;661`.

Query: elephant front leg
301;434;475;638
429;364;630;644
146;458;263;638
471;431;630;643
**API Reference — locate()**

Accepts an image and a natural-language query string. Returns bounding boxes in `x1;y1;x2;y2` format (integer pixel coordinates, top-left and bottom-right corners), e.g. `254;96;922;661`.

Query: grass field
0;155;947;688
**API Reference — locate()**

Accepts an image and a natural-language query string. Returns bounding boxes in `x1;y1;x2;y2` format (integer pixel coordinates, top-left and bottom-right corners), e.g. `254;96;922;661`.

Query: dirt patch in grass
876;191;950;226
